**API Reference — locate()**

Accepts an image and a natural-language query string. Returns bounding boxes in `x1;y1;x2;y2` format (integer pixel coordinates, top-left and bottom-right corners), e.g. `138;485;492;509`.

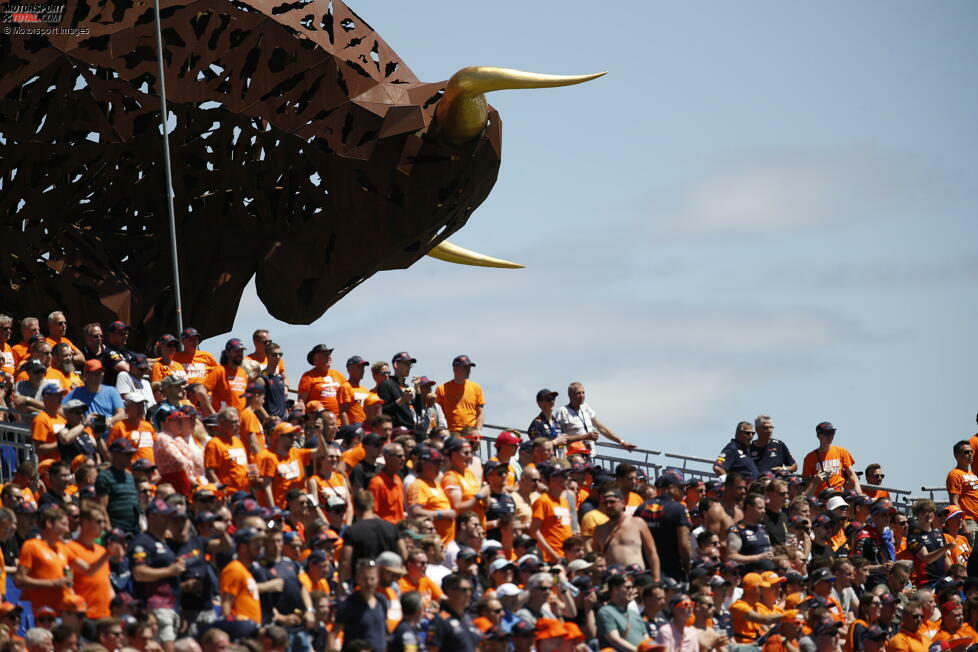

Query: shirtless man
593;489;660;580
705;471;747;536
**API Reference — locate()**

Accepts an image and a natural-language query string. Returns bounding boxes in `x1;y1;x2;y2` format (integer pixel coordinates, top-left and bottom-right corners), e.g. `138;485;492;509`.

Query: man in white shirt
554;382;635;453
116;353;156;407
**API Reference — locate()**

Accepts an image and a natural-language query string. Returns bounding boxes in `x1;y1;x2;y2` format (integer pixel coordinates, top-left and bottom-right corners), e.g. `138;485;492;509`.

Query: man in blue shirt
65;359;125;429
713;421;761;481
335;559;388;651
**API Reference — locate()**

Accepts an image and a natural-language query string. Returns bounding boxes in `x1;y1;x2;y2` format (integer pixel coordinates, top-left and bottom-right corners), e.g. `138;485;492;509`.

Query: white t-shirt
116;372;156;407
554;403;597;436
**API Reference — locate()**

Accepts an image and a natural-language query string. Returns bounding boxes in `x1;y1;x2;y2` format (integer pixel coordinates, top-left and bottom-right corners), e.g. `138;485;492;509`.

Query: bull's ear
426;241;523;269
434;66;606;145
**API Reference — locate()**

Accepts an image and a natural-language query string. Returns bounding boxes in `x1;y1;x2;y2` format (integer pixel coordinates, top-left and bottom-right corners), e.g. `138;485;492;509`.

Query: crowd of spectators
0;311;977;652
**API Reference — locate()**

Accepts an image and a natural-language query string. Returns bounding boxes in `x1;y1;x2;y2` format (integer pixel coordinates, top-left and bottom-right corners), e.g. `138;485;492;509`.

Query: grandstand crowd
1;311;978;652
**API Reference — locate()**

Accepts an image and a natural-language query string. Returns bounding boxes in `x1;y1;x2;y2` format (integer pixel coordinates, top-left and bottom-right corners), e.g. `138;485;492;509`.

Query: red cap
495;430;521;446
535;619;566;640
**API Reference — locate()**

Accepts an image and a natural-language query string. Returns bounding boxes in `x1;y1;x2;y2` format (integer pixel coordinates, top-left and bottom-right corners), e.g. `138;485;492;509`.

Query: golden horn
427;240;524;269
434;66;606;144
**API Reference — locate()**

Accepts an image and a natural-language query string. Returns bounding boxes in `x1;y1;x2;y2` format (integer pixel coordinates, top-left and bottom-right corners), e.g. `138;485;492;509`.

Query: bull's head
0;0;601;342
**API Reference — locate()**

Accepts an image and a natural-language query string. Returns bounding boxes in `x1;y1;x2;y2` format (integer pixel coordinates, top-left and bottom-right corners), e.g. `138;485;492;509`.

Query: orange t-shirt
11;342;30;370
337;382;371;424
340;444;366;470
802;446;855;494
368;470;405;524
487;455;517;488
944;533;971;567
730;599;765;643
18;538;74;612
32;411;66;463
246;353;285;376
297;368;347;416
203;365;248;412
885;630;931;652
932;624;978;645
531;492;572;562
625;491;643;516
946;468;978;521
220;559;261;622
65;540;111;618
298;572;330;594
204;435;251;492
311;472;350;507
16;366;71;390
108;419;157;463
397;574;444;603
239;408;266;461
406;478;454;545
171;349;218;384
45;336;81;354
442;468;485;526
257;447;313;508
435;380;485;432
1;342;14;376
150;359;186;383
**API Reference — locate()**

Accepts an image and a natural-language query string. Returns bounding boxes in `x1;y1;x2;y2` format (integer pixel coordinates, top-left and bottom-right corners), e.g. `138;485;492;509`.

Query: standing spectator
763;479;790;546
427;573;482;651
152;374;189;430
554;382;635;453
107;397;156;463
946;441;978;530
220;528;275;623
863;464;892;500
367;443;405;524
95;439;140;534
636;472;692;581
337;355;371;426
238;382;266;460
32;384;68;463
334;560;388;651
100;321;132;387
596;574;646;650
488;430;521;487
246;330;287;385
201;339;249;414
713;421;761;480
130;499;187;649
727;493;773;568
64;359;125;425
154;409;205;496
116;353;155;407
0;314;15;375
44;312;83;366
150;335;186;383
527;389;562;442
171;328;217;385
802;422;861;496
442;437;489;528
376;353;417;430
750;414;797;474
11;316;41;369
406;447;455;545
257;342;287;419
434;355;485;435
907;499;949;588
203;407;250;493
66;506;113;619
256;422;325;509
414;376;443;435
297;344;346;418
529;462;573;563
390;590;424;652
348;432;384;492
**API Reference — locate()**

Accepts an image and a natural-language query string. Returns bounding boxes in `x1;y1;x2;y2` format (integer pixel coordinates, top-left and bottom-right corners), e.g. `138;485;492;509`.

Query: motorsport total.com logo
2;0;90;35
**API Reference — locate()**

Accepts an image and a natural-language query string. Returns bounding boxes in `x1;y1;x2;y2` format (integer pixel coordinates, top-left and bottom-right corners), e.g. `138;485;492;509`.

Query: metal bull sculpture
0;0;602;343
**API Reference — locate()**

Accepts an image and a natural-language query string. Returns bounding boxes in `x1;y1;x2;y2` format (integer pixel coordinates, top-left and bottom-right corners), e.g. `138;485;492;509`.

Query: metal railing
0;408;37;483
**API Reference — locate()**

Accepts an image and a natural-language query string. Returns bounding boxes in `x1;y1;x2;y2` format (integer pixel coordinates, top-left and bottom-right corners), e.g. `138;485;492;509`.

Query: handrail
860;483;912;497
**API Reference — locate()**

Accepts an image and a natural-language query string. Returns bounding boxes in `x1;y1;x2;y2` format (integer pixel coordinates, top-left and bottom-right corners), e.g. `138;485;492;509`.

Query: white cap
489;558;516;574
481;539;503;554
567;559;593;572
496;583;522;598
826;496;848;511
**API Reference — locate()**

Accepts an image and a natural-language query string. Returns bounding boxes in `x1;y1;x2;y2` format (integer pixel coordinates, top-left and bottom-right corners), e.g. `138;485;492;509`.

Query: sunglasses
674;600;695;609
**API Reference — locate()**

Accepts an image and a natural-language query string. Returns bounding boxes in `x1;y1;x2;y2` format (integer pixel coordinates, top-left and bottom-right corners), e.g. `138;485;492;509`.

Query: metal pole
152;0;184;334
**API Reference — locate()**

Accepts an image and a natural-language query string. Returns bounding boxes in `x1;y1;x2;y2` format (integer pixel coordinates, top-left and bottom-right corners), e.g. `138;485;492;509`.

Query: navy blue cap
346;355;368;367
180;327;201;340
452;354;475;367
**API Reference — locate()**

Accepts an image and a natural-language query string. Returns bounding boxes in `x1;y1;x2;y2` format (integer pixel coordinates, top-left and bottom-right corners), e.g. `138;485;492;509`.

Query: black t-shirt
57;425;97;462
390;620;425;652
636;496;691;580
129;531;180;609
715;439;759;480
348;459;379;492
427;606;481;652
763;508;788;546
377;378;416;429
255;557;305;627
100;345;129;386
343;517;401;564
486;490;516;522
749;439;796;474
261;373;288;419
177;536;218;612
335;592;388;651
908;526;947;586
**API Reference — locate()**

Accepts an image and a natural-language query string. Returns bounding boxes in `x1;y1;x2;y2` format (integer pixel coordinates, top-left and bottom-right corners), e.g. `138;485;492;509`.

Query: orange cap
762;571;787;586
305;400;325;414
637;640;667;651
37;459;55;476
784;592;807;609
563;622;584;641
60;594;88;612
70;454;90;471
535;618;566;640
271;422;302;438
742;572;770;590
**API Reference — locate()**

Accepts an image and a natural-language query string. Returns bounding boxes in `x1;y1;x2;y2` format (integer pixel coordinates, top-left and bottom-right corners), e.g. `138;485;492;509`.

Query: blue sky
200;1;977;498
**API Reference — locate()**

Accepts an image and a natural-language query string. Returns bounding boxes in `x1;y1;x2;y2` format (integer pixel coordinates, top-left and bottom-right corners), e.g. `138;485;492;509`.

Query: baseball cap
489;558;516;574
23;359;46;374
510;621;535;637
452;354;475;367
536;388;559;402
742;572;770;590
145;498;176;517
535;619;565;641
567;559;593;573
391;351;416;364
346;355;369;367
232;498;263;517
244;382;265;396
785;570;808;583
457;547;479;562
164;408;193;423
271;422;302;438
41;383;68;396
812;620;844;638
495;430;521;446
158;334;182;350
109;439;137;454
131;459;156;472
233;527;264;545
306;344;334;365
496;583;522;598
179;327;201;340
127;352;149;367
106;321;130;333
826;496;848;511
60;594;88;613
484;625;510;642
517;554;543;570
0;602;23;615
62;398;88;412
935;576;964;593
654;470;683;488
812;514;836;529
160;374;188;388
194;511;219;525
224;338;245;351
417;447;443;463
82;359;104;373
816;421;836;435
416;376;436;386
537;463;568;480
943;505;965;522
363;432;386;448
483;460;504;476
810;567;836;583
376;551;406;574
761;571;787;585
